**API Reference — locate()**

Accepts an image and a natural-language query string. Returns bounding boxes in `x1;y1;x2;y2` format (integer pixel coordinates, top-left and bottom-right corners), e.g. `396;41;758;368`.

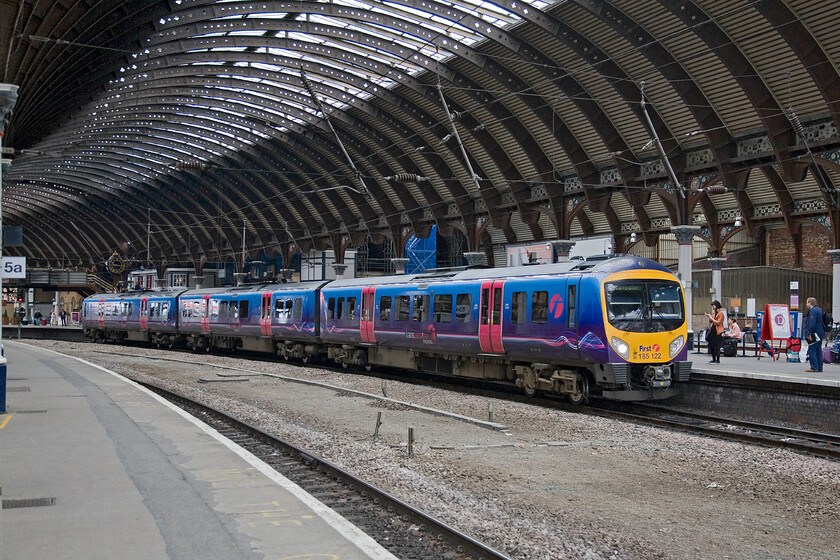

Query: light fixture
629;232;637;243
734;215;743;228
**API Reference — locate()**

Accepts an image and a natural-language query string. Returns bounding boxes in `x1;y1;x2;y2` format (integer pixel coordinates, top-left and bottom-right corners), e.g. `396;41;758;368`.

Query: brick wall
767;225;833;273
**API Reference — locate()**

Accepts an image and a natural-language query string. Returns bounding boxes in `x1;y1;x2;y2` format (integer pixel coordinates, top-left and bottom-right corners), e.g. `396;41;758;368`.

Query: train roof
325;255;674;288
84;288;188;300
179;280;328;297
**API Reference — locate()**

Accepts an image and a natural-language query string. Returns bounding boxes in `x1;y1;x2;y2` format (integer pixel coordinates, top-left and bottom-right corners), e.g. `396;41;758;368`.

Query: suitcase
823;346;834;364
723;337;738;357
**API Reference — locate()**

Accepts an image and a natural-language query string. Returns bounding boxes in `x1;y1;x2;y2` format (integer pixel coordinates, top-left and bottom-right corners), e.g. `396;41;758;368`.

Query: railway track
35;339;840;461
590;401;840;461
138;379;512;560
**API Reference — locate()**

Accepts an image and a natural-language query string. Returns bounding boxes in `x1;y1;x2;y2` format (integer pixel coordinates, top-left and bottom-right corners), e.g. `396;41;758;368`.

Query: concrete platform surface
690;345;840;388
0;341;397;560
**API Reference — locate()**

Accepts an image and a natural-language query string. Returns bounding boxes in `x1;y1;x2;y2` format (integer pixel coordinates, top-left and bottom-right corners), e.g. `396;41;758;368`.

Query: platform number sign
2;256;26;278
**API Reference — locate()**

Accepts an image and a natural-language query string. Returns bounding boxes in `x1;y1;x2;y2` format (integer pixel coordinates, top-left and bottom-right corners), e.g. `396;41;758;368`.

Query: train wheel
568;374;589;405
523;384;539;398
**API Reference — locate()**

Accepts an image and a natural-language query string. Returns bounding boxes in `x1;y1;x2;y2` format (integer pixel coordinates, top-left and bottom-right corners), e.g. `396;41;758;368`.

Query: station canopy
3;0;840;270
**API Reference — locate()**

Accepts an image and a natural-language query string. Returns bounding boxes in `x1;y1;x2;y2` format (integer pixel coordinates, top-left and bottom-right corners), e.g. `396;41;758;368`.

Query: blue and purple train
82;255;691;401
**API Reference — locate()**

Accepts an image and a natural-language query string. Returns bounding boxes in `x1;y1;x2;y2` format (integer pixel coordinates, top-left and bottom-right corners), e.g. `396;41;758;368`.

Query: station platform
0;341;396;560
690;345;840;389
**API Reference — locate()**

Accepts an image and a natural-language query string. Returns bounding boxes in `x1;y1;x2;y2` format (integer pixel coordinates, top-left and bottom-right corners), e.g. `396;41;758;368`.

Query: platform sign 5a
2;256;26;278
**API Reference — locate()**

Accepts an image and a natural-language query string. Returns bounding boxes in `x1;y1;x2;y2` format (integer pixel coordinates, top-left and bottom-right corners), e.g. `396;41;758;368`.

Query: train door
260;292;272;336
201;295;211;333
140;298;148;331
565;276;580;359
361;287;376;343
97;300;105;329
479;280;505;354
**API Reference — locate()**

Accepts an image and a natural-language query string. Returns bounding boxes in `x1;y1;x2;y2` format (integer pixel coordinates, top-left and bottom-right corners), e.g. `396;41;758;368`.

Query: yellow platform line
0;415;11;429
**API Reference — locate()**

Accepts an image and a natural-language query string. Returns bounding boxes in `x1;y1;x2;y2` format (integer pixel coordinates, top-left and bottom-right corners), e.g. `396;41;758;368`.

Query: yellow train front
593;258;691;400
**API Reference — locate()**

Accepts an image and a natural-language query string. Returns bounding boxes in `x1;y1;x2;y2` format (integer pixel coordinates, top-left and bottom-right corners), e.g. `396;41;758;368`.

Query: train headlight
669;335;685;358
611;336;630;360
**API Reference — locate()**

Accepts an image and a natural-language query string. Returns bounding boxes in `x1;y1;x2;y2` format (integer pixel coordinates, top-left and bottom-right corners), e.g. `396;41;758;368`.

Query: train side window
567;285;577;328
456;294;472;323
127;302;133;316
219;301;227;318
413;295;429;322
162;302;169;317
379;296;392;321
337;298;345;320
328;297;336;319
397;295;411;321
210;301;219;319
347;297;356;320
480;288;490;325
511;292;526;324
286;299;294;319
434;294;452;323
275;299;285;319
293;299;302;319
532;291;548;324
239;301;249;318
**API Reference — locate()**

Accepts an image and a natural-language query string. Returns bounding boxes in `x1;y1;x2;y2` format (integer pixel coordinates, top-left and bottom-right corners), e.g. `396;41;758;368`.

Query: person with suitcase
723;316;741;357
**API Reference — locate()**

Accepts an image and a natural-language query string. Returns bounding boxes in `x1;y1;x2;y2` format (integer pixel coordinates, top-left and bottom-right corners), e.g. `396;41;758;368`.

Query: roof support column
0;83;19;414
672;225;701;342
828;250;840;323
708;257;727;304
550;240;576;263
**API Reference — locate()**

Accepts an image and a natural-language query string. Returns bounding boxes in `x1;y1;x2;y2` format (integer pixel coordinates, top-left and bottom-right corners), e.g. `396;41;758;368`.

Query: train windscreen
604;279;684;332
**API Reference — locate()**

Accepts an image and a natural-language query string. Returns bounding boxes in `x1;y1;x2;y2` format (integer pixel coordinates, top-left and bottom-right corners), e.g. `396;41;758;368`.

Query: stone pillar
707;257;727;303
391;257;409;275
550;240;576;263
54;291;60;324
672;225;701;339
331;263;348;279
193;275;205;290
828;250;840;321
0;83;19;414
233;272;248;286
463;252;486;267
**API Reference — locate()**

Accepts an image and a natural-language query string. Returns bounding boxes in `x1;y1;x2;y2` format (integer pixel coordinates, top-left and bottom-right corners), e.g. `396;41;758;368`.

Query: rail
141;381;513;560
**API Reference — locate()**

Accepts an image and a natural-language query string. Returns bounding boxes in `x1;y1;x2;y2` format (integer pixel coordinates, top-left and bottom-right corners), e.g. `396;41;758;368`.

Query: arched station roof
2;0;840;270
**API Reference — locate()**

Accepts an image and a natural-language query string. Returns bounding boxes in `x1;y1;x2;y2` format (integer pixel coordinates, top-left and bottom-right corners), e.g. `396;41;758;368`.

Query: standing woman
705;300;724;363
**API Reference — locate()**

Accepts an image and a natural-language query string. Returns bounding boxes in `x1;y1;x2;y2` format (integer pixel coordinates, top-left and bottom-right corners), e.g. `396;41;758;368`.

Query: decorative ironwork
808;215;832;231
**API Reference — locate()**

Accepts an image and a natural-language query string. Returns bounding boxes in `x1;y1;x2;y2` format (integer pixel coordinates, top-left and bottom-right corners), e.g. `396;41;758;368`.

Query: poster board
759;304;792;361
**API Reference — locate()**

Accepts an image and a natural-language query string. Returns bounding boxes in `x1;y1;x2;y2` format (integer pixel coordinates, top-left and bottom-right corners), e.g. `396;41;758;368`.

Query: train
81;255;692;402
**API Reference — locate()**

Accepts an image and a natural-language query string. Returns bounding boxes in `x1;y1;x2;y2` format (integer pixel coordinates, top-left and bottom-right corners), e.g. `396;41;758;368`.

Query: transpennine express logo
549;294;564;319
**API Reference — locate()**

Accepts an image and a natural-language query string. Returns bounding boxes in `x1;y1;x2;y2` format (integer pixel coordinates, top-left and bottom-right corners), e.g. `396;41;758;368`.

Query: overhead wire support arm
640;81;685;198
437;81;483;192
787;105;838;207
300;68;371;199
